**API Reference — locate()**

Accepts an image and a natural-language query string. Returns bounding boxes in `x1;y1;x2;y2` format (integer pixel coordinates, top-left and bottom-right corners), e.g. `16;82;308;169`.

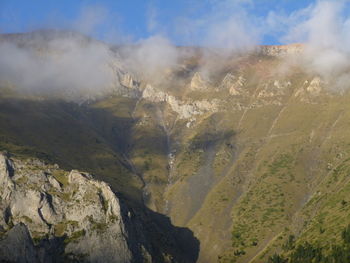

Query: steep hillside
162;67;350;262
1;32;350;262
127;50;350;262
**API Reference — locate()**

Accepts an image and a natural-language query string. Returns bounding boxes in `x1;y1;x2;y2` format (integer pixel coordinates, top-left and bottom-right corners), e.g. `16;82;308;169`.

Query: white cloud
120;35;179;80
0;33;117;99
5;0;350;97
172;0;262;51
281;0;350;90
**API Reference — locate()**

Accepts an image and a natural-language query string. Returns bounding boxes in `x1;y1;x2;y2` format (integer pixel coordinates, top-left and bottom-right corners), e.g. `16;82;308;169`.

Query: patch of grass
20;215;33;224
54;222;67;237
14;176;28;185
51;170;69;187
54;220;80;238
48;190;71;202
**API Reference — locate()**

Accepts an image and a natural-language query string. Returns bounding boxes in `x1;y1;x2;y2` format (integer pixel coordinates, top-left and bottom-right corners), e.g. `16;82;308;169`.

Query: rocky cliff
0;152;198;263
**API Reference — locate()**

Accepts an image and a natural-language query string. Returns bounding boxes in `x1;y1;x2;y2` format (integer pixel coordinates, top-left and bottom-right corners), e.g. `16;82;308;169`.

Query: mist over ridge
0;1;350;97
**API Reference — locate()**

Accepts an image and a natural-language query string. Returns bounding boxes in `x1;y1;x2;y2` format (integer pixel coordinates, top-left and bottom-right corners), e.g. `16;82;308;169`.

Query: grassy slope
160;56;350;263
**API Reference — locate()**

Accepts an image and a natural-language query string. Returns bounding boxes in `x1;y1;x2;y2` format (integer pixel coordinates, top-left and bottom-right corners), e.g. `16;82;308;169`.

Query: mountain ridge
0;31;350;262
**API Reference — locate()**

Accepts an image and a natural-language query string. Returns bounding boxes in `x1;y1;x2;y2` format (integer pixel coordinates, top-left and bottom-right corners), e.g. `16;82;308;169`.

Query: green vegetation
268;254;287;263
48;189;71;202
54;220;79;237
20;215;33;224
52;170;69;187
64;230;86;244
269;225;350;263
54;222;67;237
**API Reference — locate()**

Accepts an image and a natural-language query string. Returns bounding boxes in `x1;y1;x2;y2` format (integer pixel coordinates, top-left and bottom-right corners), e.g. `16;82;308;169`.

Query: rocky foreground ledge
0;152;197;263
0;152;139;262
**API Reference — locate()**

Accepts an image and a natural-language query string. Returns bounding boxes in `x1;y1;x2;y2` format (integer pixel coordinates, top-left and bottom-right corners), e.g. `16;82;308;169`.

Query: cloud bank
0;32;117;99
2;0;350;96
281;0;350;90
119;35;179;80
173;0;261;51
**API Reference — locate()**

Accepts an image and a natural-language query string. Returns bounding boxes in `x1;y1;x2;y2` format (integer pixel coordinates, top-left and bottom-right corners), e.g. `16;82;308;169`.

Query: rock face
142;84;219;119
121;73;138;89
220;74;247;96
0;153;136;262
142;84;168;102
0;223;38;263
294;77;324;102
0;153;197;263
189;72;208;90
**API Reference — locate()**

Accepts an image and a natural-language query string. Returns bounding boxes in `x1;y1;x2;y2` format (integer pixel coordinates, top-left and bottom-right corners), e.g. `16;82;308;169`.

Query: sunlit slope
215;98;350;263
154;56;350;262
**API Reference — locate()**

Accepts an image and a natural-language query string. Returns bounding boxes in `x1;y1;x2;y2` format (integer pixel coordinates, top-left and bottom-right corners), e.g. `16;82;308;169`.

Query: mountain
1;31;350;262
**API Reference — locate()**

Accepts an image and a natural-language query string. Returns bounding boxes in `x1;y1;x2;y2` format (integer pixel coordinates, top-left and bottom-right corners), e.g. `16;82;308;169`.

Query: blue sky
0;0;325;45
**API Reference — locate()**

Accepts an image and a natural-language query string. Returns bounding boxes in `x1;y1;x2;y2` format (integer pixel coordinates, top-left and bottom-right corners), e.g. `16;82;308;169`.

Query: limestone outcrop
220;74;247;96
0;153;145;262
294;77;324;102
189;72;209;91
142;84;219;119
